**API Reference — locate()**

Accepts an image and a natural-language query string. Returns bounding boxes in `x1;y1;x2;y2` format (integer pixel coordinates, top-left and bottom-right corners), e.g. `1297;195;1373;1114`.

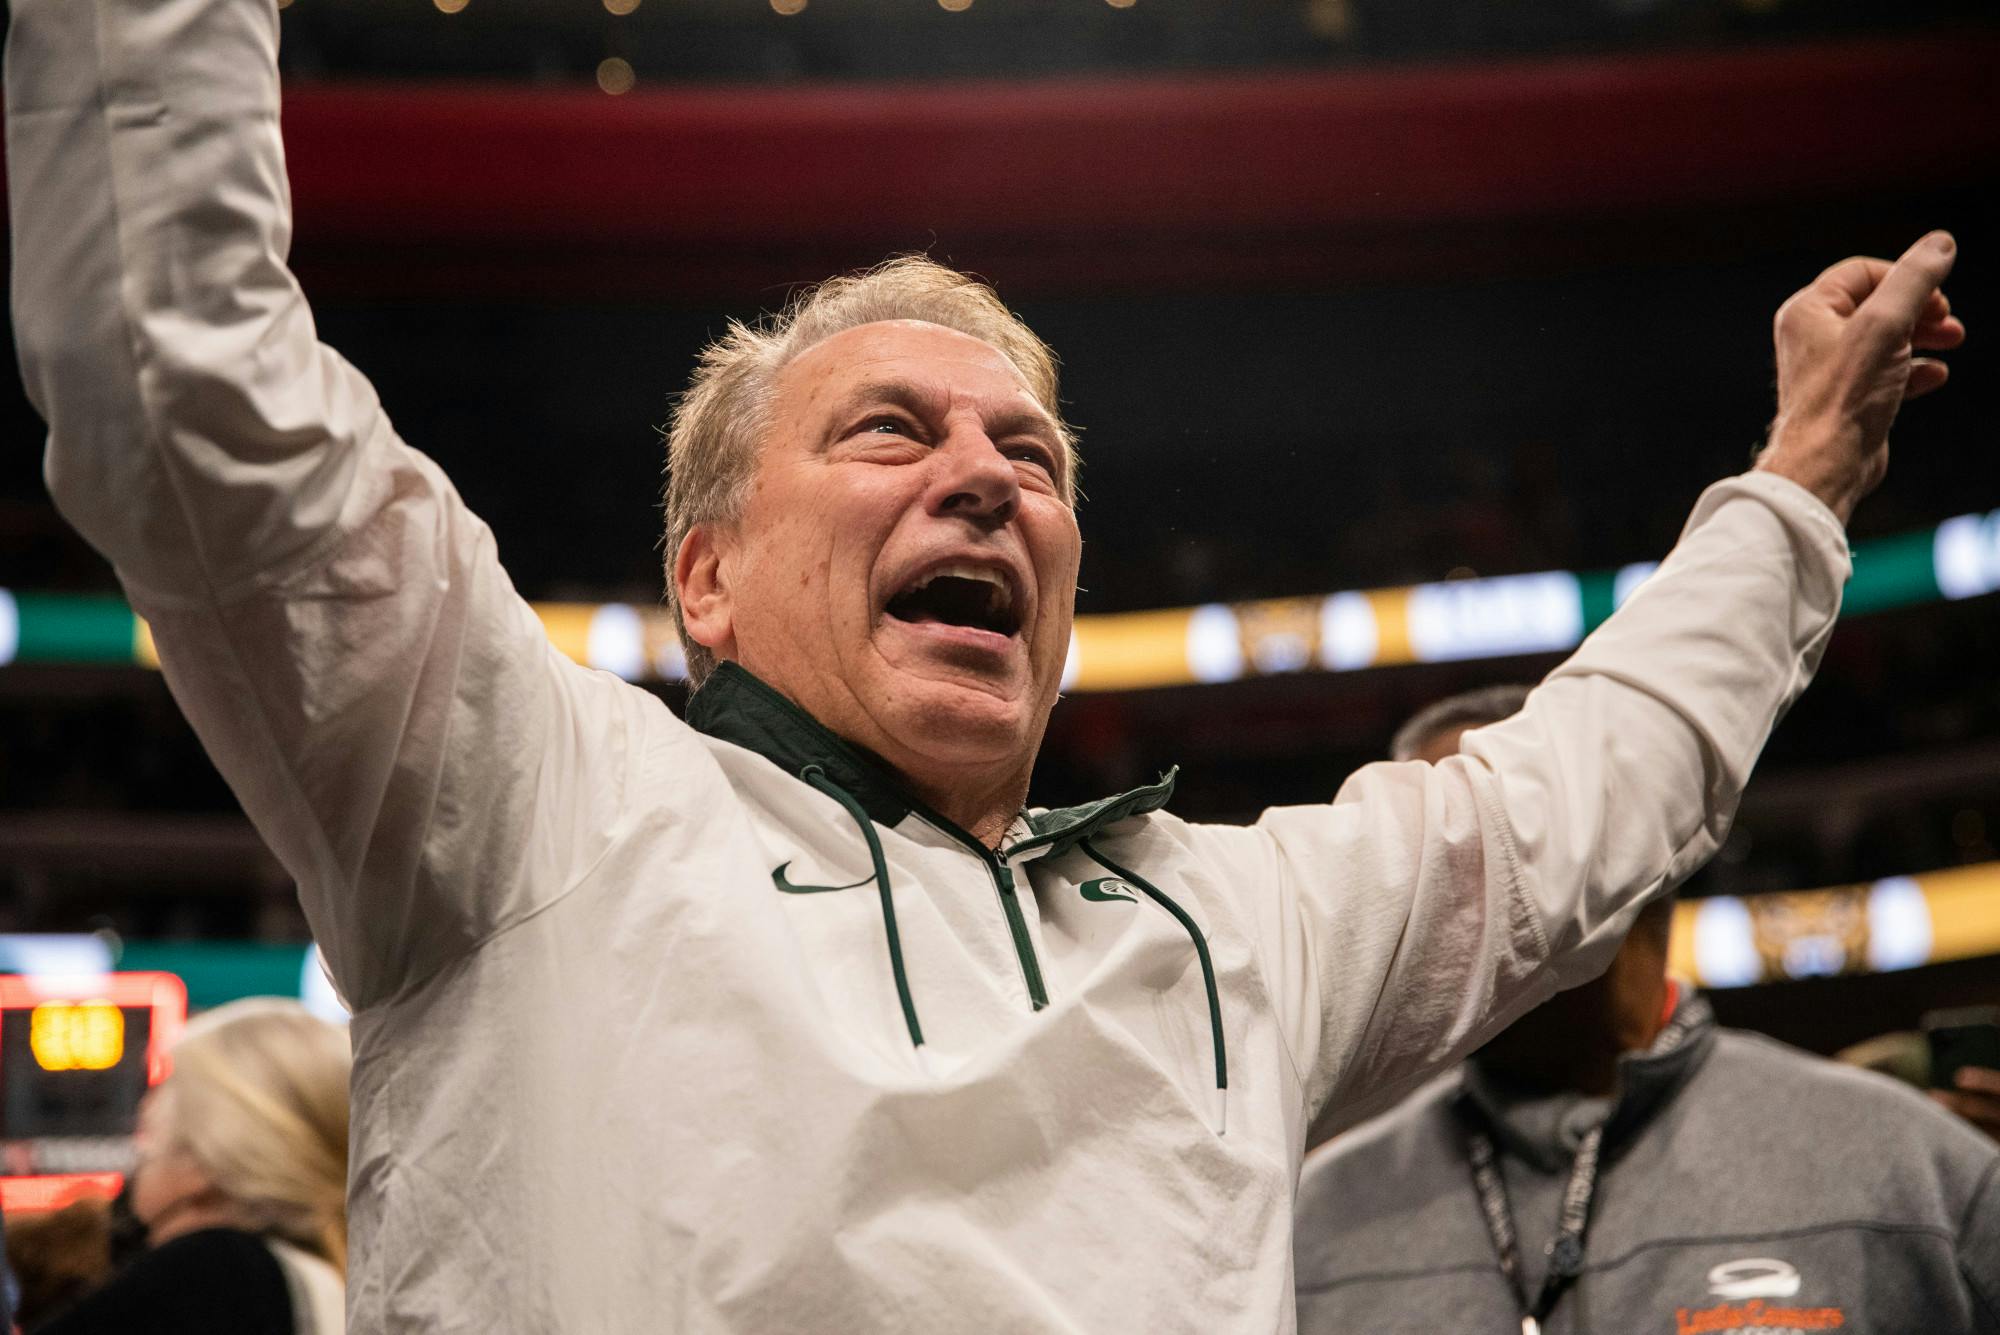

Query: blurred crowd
4;1001;348;1334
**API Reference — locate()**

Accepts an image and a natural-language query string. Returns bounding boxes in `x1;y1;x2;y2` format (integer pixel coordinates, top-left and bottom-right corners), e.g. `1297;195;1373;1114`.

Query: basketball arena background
0;0;1995;1213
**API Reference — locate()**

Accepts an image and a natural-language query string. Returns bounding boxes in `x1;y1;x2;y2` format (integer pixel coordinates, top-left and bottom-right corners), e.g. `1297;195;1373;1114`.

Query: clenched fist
1756;231;1965;523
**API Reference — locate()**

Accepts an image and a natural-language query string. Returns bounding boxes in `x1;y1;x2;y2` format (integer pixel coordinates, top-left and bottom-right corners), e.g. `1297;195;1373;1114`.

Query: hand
1932;1066;2000;1145
1756;231;1965;523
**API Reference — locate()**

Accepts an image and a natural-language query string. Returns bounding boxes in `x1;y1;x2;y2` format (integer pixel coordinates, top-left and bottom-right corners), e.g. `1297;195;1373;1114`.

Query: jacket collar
684;662;1175;852
686;663;915;827
1019;771;1178;859
1461;987;1717;1172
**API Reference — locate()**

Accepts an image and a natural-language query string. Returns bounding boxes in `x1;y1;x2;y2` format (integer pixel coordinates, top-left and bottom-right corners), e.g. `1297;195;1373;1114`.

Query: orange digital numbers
29;1000;126;1073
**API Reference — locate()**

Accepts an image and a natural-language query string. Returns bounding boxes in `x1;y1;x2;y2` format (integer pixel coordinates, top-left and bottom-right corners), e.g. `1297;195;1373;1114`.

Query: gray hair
661;255;1077;689
1389;683;1535;762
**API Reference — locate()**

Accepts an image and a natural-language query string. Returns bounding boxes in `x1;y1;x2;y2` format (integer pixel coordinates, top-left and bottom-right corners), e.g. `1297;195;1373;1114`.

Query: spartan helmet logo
1234;597;1324;676
1706;1258;1802;1300
1747;888;1870;980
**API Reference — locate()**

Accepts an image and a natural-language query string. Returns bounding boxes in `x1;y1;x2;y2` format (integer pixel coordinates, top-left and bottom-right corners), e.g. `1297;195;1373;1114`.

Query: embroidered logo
1079;877;1139;904
1707;1259;1801;1300
770;862;875;895
1673;1257;1845;1334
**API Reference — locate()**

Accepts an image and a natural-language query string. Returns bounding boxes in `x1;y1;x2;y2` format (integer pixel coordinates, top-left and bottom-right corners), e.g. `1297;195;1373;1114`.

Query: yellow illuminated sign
29;1000;126;1072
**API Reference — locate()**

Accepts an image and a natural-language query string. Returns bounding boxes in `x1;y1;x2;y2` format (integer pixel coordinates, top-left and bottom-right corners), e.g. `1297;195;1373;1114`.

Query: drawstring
794;767;1221;1133
801;764;925;1050
1080;837;1228;1135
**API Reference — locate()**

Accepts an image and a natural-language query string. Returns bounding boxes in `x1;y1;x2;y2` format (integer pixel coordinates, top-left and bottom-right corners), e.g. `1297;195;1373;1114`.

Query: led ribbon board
1669;861;2000;989
5;507;1996;691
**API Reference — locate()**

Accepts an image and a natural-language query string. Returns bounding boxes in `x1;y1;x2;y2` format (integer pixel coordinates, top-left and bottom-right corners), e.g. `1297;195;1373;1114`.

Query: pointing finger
1858;231;1959;337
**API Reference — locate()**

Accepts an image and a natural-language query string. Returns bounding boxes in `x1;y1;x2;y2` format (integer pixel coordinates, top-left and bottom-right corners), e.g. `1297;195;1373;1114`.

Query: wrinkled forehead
754;319;1078;505
776;319;1057;428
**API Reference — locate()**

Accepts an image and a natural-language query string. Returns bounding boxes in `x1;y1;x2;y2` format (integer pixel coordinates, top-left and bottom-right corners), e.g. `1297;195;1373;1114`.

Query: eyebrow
826;379;946;430
827;379;1067;474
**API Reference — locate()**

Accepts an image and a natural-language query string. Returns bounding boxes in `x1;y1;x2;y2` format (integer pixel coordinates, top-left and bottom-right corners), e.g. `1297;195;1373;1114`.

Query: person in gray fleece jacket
1294;687;2000;1335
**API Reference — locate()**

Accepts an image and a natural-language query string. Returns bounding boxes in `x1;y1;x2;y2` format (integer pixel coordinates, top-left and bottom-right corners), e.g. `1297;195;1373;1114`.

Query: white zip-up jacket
5;0;1852;1329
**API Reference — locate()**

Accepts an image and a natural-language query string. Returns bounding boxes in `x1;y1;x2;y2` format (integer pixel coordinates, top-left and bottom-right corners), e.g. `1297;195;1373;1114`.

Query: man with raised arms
5;0;1964;1328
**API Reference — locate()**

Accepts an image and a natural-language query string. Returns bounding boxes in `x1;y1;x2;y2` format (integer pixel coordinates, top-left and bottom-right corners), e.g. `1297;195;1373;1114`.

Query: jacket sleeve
5;0;654;1009
1963;1158;2000;1332
1208;471;1850;1124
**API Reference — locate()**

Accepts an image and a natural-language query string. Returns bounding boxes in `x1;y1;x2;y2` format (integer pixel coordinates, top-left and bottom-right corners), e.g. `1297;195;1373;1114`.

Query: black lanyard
1455;1099;1604;1335
1454;990;1704;1331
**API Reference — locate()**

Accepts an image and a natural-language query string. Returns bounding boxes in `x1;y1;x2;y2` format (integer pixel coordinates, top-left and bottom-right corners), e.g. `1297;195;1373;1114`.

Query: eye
1005;443;1059;477
853;411;925;438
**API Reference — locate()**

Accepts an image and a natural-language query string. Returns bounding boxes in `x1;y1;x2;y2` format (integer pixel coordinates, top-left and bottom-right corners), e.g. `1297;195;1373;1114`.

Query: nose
928;428;1020;528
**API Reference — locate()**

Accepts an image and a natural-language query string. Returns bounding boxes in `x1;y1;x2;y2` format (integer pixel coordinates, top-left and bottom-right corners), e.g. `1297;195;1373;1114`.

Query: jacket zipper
702;665;1053;1013
990;859;1049;1010
929;822;1048;1011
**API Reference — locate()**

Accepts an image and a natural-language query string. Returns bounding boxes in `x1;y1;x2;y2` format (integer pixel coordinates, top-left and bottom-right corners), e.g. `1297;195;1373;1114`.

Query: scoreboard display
0;972;186;1212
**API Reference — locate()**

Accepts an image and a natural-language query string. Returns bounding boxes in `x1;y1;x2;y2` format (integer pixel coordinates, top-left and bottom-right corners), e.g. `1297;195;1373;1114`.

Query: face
679;320;1081;796
1409;725;1471;766
130;1087;211;1236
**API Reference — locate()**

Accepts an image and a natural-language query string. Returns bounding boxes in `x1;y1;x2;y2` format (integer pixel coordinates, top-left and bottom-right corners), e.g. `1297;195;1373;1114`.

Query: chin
863;620;1045;746
881;671;1039;767
905;680;1029;746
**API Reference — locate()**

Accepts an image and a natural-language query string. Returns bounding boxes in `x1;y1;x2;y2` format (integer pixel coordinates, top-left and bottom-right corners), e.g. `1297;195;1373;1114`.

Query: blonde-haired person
41;1000;348;1335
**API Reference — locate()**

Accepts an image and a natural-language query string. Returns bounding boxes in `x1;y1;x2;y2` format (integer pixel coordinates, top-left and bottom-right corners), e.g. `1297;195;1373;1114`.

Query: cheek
743;466;917;632
737;514;828;609
131;1159;164;1214
739;521;870;650
132;1152;193;1222
1034;516;1083;607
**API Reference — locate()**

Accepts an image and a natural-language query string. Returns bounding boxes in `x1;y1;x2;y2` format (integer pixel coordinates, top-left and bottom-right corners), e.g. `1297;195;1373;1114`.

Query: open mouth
884;562;1023;638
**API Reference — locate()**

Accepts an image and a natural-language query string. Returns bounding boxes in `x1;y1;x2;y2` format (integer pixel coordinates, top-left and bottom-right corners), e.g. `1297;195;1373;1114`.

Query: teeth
911;563;1013;611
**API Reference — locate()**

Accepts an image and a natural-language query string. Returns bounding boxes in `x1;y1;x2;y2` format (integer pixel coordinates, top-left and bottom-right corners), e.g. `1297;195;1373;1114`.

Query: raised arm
5;0;650;1008
1757;232;1964;521
1225;236;1961;1126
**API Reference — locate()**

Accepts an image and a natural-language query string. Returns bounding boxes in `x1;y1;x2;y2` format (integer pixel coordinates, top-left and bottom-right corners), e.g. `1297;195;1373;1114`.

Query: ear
675;524;737;663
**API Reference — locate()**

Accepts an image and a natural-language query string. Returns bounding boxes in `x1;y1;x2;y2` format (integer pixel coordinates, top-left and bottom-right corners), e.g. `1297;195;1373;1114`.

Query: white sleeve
5;0;656;1008
1215;472;1848;1123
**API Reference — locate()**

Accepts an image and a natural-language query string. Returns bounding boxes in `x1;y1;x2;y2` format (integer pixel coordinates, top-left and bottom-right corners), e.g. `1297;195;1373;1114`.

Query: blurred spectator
3;1199;111;1330
1942;1068;2000;1146
1837;1028;1934;1089
1294;686;2000;1333
39;1000;348;1335
1840;1028;2000;1146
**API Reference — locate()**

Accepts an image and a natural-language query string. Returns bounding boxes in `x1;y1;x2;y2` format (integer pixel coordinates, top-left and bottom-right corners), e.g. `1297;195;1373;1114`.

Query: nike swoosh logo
771;861;877;895
1080;877;1139;904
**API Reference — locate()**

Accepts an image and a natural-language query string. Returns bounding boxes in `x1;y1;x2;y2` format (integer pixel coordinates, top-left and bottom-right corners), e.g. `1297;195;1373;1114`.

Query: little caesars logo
1673;1259;1846;1334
